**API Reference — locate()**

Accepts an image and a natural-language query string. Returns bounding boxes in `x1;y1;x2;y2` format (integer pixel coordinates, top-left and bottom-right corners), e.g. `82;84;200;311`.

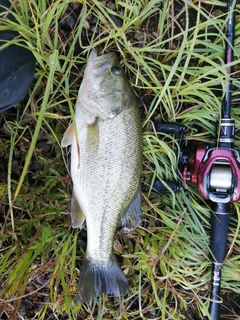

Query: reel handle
153;121;185;194
153;178;180;194
155;122;185;135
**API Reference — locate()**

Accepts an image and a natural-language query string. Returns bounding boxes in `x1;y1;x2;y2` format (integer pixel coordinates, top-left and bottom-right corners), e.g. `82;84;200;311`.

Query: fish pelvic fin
61;123;75;147
121;188;142;231
76;256;128;304
70;191;85;228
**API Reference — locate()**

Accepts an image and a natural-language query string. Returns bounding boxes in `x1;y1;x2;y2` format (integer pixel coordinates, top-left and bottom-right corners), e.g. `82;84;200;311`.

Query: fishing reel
153;119;240;203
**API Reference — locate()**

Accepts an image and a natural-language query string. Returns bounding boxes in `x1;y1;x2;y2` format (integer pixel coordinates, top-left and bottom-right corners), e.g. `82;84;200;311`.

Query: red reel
183;144;240;203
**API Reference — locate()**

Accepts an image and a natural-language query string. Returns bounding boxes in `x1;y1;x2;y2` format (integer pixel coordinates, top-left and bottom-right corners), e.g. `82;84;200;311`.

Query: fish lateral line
76;141;80;169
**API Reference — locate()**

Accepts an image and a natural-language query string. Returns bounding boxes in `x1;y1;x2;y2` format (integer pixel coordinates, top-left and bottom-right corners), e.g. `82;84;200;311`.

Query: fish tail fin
76;256;128;304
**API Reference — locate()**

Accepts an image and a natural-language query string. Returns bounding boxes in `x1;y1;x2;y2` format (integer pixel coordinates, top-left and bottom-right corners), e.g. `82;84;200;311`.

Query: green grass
1;0;240;319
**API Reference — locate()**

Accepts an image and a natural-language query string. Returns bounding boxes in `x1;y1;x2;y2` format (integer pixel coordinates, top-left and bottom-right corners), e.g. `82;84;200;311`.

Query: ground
1;1;240;319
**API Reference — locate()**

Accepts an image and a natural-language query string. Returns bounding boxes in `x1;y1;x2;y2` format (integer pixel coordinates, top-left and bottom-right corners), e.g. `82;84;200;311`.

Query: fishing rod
153;1;238;319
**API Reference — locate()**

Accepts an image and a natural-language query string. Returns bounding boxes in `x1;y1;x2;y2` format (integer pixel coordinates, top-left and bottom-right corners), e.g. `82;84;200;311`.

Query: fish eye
111;66;123;76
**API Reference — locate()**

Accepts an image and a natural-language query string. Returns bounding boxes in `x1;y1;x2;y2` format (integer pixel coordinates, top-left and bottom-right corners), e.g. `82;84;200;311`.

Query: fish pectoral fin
61;123;75;147
87;121;99;149
120;188;142;231
70;193;86;228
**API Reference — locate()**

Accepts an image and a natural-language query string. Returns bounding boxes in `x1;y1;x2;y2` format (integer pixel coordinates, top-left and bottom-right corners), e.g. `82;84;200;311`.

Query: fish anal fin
61;123;75;147
121;189;142;231
76;255;128;304
70;193;85;228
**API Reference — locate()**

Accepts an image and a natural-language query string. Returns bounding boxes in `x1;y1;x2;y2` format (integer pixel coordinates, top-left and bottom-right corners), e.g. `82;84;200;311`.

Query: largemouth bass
61;49;142;304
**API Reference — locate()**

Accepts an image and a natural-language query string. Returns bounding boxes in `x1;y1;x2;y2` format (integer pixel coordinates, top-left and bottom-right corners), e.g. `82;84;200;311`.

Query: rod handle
209;202;230;320
210;203;230;263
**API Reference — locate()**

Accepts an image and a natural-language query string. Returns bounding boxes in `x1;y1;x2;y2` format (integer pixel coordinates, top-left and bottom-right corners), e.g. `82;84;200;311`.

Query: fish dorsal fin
61;123;75;147
70;191;86;228
120;188;142;231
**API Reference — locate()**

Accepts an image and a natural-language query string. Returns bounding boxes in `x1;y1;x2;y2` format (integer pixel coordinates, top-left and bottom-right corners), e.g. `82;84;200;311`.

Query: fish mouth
87;49;118;75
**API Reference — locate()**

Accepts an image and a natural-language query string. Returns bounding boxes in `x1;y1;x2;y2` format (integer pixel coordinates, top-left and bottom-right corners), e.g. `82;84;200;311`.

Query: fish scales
61;49;142;304
75;109;141;261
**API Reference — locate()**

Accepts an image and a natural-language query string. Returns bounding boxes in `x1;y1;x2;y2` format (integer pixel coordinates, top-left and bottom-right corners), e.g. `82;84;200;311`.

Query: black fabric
0;0;35;112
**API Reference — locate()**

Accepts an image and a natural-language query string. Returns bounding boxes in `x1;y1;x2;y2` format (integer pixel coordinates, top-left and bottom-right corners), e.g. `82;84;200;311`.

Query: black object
0;0;35;112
